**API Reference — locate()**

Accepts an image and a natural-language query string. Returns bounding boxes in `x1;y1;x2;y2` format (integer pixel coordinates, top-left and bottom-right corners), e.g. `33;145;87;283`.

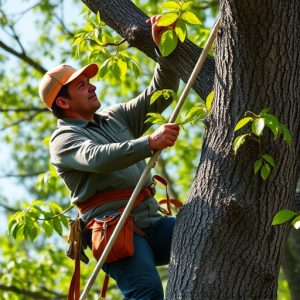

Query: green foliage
146;90;214;127
157;0;202;56
233;108;292;181
8;200;70;241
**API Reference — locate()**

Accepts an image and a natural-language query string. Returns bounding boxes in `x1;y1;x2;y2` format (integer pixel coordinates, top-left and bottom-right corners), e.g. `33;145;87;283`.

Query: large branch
0;284;65;300
0;40;46;74
82;0;215;99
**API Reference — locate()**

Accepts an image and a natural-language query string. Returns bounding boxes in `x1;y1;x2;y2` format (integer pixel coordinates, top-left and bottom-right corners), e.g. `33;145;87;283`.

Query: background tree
0;0;299;299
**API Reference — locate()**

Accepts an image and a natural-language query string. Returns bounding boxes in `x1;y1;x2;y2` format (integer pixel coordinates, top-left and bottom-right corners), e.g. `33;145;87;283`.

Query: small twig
0;110;46;131
0;107;48;113
0;171;45;178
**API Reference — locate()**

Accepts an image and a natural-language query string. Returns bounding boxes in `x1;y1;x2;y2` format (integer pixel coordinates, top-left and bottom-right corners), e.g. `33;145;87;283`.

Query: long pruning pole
80;15;221;300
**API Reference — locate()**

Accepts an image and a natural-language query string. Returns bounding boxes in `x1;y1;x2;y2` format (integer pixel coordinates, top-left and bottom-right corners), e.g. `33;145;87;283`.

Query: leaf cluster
158;1;202;56
8;200;70;242
233;108;292;180
146;90;214;126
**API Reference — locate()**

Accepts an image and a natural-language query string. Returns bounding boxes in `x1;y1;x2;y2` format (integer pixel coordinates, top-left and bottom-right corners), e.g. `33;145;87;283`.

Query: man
39;16;180;299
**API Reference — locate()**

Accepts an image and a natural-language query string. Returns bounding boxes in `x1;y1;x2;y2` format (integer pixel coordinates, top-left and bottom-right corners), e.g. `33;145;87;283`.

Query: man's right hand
148;123;180;150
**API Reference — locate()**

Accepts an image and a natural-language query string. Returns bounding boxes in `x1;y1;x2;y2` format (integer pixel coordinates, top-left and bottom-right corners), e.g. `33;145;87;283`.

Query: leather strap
77;187;153;214
152;175;183;216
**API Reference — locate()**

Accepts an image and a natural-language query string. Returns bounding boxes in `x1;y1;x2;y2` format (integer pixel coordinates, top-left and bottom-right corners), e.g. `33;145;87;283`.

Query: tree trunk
167;1;300;299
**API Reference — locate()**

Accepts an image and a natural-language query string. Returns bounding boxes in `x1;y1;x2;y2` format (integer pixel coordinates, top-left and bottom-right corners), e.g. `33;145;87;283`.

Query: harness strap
77;187;153;214
152;175;183;215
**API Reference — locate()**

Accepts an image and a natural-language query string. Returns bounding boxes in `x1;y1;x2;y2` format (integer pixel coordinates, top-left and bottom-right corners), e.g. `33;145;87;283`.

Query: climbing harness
79;15;221;300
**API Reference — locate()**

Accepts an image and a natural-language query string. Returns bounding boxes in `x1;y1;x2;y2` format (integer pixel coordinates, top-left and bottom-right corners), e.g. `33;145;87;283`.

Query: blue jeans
94;216;175;299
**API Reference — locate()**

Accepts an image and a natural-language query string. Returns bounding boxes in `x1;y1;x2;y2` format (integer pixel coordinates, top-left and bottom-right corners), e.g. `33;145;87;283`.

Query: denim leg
148;217;176;266
103;233;164;300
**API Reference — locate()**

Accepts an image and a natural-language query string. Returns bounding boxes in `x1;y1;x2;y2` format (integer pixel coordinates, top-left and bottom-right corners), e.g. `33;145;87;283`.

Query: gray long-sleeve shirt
50;62;179;228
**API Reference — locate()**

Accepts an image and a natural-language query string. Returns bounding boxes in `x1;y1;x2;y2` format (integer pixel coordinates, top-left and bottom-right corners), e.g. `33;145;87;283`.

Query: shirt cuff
131;135;152;160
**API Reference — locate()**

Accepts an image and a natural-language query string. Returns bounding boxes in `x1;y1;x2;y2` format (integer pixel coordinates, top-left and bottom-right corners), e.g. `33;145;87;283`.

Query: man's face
63;74;101;119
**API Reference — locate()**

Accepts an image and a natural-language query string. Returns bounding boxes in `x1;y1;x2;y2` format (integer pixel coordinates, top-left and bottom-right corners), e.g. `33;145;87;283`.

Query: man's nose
89;83;96;92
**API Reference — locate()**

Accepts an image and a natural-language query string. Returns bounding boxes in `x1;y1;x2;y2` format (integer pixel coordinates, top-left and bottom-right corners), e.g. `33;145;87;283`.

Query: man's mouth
89;94;97;100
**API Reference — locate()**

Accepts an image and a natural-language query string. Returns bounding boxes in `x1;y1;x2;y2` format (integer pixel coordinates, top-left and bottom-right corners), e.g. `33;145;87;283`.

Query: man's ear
55;97;70;109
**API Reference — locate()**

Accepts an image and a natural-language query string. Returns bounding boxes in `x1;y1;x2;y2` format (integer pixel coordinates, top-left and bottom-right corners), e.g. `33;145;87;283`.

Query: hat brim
64;63;99;85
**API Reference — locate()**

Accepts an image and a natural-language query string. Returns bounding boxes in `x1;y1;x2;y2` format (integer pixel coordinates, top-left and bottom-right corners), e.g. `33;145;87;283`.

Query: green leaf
52;218;63;236
260;163;271;180
262;154;275;168
157;13;179;26
234;117;253;132
174;19;187;43
252;118;265;136
96;11;101;24
111;60;121;78
233;134;248;154
280;123;292;145
272;210;298;225
159;30;178;57
42;221;54;237
150;91;163;104
181;106;207;124
182;1;193;10
99;58;111;78
150;89;175;105
253;158;263;175
181;11;201;25
259;107;270;115
145;113;167;125
264;114;280;139
161;1;181;11
117;59;127;78
205;90;214;112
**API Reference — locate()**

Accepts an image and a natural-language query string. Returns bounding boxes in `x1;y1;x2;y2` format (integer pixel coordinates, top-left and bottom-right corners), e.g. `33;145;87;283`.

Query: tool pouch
86;213;134;263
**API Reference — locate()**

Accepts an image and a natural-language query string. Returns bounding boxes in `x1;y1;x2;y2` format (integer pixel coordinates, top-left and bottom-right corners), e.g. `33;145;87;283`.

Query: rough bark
82;0;215;100
167;1;300;299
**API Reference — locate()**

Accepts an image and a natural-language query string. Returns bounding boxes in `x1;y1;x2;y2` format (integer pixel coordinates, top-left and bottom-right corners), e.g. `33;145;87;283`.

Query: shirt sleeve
50;128;152;174
106;61;180;138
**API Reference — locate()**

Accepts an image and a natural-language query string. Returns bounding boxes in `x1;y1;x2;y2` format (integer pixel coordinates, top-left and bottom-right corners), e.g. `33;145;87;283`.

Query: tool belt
67;176;182;299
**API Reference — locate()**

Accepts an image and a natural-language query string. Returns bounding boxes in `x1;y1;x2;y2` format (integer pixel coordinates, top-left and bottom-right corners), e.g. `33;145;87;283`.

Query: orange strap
152;175;183;216
77;187;153;214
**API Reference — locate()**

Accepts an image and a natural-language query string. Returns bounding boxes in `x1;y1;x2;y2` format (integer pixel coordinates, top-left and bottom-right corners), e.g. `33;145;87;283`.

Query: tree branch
82;0;215;100
0;171;45;178
0;202;19;213
0;107;48;113
0;110;46;131
0;39;46;74
0;284;66;300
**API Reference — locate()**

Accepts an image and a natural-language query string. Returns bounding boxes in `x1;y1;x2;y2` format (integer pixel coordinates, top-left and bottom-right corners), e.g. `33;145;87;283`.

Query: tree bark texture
82;0;215;100
167;1;300;299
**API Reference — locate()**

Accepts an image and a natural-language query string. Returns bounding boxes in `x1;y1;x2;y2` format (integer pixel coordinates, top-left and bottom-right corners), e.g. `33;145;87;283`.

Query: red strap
152;175;182;216
77;187;152;214
68;243;81;300
100;274;110;298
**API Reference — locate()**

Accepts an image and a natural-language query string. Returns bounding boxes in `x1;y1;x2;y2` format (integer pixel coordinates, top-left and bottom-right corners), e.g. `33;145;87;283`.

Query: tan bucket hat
39;63;99;109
